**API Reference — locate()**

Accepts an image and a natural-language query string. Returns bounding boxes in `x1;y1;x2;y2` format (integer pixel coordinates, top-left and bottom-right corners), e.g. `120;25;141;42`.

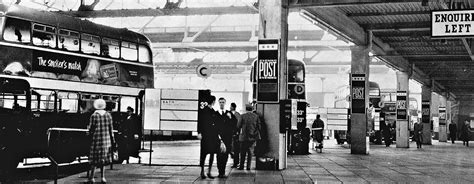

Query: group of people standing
449;120;472;147
198;96;261;179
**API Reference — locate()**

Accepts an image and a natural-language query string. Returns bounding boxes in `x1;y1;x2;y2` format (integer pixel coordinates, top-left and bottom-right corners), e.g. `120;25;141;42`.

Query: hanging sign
396;91;407;120
257;39;279;103
421;101;430;124
351;74;366;114
432;10;474;38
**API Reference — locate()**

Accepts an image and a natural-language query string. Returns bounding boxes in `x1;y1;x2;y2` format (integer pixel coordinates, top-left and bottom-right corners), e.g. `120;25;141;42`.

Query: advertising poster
396;91;407;120
421;101;430;124
257;39;279;103
0;46;153;88
351;74;366;114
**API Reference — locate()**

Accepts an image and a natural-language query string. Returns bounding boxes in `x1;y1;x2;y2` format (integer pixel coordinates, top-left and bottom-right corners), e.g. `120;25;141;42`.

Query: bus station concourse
1;0;474;183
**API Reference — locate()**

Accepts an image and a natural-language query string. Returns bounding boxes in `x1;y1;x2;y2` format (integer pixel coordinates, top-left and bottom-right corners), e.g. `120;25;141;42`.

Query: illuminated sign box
432;10;474;38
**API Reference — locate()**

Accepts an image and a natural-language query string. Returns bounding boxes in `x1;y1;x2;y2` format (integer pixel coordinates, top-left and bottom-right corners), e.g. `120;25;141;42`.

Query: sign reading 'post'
432;10;474;38
257;39;279;103
351;74;366;114
396;91;407;120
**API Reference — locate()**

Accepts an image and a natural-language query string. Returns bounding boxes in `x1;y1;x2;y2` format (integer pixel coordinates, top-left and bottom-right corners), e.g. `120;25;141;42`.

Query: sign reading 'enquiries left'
432;10;474;38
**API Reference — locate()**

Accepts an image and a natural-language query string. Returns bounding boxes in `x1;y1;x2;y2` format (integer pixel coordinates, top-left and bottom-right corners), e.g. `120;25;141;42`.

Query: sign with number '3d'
257;39;279;103
396;91;407;120
351;74;366;114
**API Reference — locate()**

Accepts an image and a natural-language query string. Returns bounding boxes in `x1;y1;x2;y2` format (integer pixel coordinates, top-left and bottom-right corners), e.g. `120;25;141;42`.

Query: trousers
240;141;255;169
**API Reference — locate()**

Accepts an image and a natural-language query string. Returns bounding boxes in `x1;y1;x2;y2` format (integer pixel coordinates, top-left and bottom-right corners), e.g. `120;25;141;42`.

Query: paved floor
52;139;474;184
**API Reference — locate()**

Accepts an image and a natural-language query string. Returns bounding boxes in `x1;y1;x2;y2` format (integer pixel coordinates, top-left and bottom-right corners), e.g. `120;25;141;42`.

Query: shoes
200;173;206;179
217;175;228;178
101;177;106;183
87;178;95;183
231;165;238;168
238;167;244;170
207;173;215;179
246;167;250;170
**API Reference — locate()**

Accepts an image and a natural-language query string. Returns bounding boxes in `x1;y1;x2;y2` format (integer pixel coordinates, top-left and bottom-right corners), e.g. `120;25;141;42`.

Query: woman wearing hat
87;99;115;183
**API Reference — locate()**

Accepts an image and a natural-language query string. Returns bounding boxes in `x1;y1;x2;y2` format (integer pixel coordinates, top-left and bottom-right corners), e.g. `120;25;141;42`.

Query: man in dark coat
461;120;471;147
230;103;241;168
382;120;392;147
312;115;324;149
120;106;142;163
239;104;261;170
215;97;236;178
414;121;423;149
449;122;457;144
197;95;219;179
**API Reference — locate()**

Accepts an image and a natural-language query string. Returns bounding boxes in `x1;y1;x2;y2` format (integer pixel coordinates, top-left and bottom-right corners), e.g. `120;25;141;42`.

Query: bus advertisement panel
0;46;153;88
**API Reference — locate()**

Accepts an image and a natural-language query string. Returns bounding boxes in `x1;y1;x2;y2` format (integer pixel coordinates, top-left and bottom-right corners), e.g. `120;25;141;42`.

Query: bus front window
121;41;138;61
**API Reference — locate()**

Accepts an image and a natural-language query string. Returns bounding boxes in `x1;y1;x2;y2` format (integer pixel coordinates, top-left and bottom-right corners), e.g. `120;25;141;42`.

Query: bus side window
81;33;100;55
58;29;79;52
32;23;56;48
3;18;31;43
121;41;138;61
58;92;78;113
138;45;151;63
101;38;120;58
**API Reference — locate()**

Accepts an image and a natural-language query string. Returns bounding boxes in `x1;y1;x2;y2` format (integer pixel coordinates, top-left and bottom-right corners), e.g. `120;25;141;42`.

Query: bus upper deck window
101;38;119;58
58;29;79;51
3;18;31;43
138;45;151;63
81;33;100;55
121;41;138;61
32;23;56;48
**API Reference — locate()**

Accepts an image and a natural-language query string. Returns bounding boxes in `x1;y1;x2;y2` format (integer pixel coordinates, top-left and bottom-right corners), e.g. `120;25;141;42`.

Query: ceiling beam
347;10;430;17
153;40;352;50
56;6;260;18
288;0;423;8
361;22;431;30
301;7;446;92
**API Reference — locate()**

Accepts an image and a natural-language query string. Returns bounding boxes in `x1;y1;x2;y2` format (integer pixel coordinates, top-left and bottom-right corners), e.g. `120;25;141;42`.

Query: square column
421;86;432;145
350;46;370;155
396;71;409;148
257;0;289;170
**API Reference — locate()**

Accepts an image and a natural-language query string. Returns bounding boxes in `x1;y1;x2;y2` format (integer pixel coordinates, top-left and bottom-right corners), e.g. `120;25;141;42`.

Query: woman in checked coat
87;99;115;183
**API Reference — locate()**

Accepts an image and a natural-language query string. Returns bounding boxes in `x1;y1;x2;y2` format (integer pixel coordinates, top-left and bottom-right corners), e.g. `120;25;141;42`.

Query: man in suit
230;103;242;168
239;104;261;170
215;98;236;178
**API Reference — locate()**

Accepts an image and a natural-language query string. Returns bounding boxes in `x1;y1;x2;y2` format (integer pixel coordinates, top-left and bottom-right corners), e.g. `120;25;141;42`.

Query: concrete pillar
396;71;409;148
350;46;370;155
257;0;288;170
439;95;447;142
421;86;432;145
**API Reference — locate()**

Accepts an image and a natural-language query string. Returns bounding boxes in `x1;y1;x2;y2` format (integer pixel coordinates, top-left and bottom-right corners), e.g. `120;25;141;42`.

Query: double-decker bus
332;81;381;144
251;59;308;154
0;4;153;174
